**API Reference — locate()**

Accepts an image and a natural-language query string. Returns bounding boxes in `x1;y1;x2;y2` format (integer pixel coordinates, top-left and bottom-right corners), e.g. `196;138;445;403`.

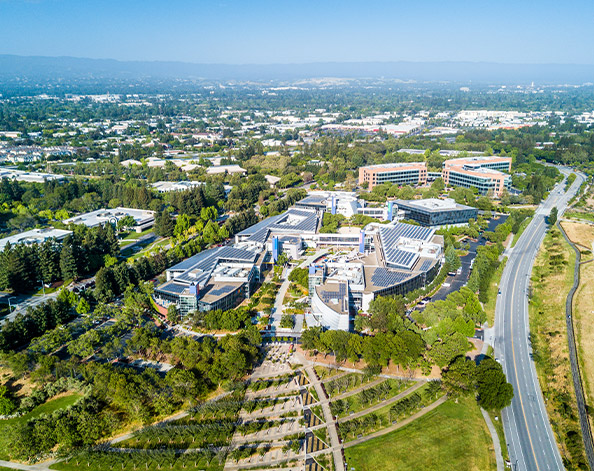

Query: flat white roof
0;228;72;251
63;207;155;227
396;198;473;211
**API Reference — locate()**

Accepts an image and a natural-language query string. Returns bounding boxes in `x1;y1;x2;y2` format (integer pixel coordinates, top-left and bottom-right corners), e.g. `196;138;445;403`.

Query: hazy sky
1;0;593;64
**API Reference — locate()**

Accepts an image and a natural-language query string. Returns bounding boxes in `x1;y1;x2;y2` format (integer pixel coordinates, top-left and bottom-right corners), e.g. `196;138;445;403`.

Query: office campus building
63;207;155;233
153;245;267;315
306;221;443;331
152;193;443;324
294;191;400;221
442;156;512;197
358;162;428;190
394;198;478;227
0;227;72;251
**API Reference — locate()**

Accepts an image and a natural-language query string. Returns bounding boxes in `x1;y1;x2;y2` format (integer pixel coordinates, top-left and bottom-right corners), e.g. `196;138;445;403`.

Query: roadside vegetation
529;226;588;469
562;221;594;439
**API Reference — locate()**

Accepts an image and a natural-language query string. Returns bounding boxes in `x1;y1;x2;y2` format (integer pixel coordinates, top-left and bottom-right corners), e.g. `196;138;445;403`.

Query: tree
476;357;514;410
441;356;476;397
104;224;120;257
60;238;78;281
154;211;175;237
174;214;191;237
167;304;179;324
76;298;91;315
116;215;136;231
0;385;16;415
444;244;461;272
549;206;558;226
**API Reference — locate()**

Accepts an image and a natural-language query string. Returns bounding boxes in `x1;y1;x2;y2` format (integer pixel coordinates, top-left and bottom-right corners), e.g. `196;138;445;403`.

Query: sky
1;0;594;65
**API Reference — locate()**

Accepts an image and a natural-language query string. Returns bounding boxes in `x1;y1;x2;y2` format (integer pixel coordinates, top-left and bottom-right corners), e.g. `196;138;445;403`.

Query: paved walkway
481;408;504;471
0;461;56;471
331;377;385;401
337;381;426;423
304;366;345;471
343;395;447;448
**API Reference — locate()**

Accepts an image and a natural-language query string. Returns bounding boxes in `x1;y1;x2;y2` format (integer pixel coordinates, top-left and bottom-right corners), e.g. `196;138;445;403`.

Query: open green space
511;216;533;247
0;392;82;459
52;451;224;471
122;227;154;240
484;257;507;325
565;210;594;222
338;383;440;441
344;396;496;471
324;372;374;398
330;379;412;418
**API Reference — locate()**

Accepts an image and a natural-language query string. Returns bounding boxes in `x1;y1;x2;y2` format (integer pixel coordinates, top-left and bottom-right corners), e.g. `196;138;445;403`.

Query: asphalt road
494;168;585;471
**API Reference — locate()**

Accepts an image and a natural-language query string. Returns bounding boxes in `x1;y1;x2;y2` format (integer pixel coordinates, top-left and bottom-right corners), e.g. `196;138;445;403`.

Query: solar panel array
209;285;236;297
218;246;258;262
379;223;435;246
168;247;219;272
370;268;412;287
418;260;434;272
320;283;347;303
236;212;286;236
248;228;270;244
156;281;188;295
384;248;418;269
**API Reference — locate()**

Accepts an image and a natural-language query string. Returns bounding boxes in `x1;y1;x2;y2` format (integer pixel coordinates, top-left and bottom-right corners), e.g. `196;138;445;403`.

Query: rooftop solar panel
209;285;236;296
155;282;188;295
419;260;433;272
370;268;412;287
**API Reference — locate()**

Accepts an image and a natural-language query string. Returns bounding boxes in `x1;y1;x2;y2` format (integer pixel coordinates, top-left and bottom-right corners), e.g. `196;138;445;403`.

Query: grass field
331;379;412;418
511;216;533;247
529;227;588;468
343;397;496;471
484;257;507;326
565;210;594;222
563;221;594;435
0;392;82;459
52;453;224;471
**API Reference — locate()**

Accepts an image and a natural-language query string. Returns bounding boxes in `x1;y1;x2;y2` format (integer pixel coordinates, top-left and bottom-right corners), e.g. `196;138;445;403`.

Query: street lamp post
7;296;16;313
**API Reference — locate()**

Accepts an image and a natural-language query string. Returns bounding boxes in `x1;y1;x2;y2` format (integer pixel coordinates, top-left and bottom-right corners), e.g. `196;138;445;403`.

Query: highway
494;168;585;471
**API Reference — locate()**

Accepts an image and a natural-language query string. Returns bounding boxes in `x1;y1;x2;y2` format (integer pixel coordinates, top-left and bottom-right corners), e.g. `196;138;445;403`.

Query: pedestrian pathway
304;366;345;471
343;395;447;448
337;381;426;423
481;407;504;471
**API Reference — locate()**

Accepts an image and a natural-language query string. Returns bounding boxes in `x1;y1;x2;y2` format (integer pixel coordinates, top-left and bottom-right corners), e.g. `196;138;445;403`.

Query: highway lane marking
509;212;548;470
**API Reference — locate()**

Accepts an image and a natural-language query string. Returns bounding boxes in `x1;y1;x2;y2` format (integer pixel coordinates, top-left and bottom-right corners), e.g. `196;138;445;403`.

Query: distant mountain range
0;54;594;85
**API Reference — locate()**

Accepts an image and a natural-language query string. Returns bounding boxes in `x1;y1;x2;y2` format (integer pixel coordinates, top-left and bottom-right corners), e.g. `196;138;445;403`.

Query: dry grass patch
565;221;594;436
529;227;588;469
561;220;594;250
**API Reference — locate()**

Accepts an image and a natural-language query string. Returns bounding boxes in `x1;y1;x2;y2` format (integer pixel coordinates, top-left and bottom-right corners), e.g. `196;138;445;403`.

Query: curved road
494;168;585;471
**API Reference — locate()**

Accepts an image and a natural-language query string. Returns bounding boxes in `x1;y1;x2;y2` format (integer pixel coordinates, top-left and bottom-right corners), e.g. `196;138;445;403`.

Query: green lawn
344;397;496;471
121;228;154;240
0;393;82;459
565;211;594;222
484;257;507;325
511;216;533;247
331;379;413;418
52;453;223;471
